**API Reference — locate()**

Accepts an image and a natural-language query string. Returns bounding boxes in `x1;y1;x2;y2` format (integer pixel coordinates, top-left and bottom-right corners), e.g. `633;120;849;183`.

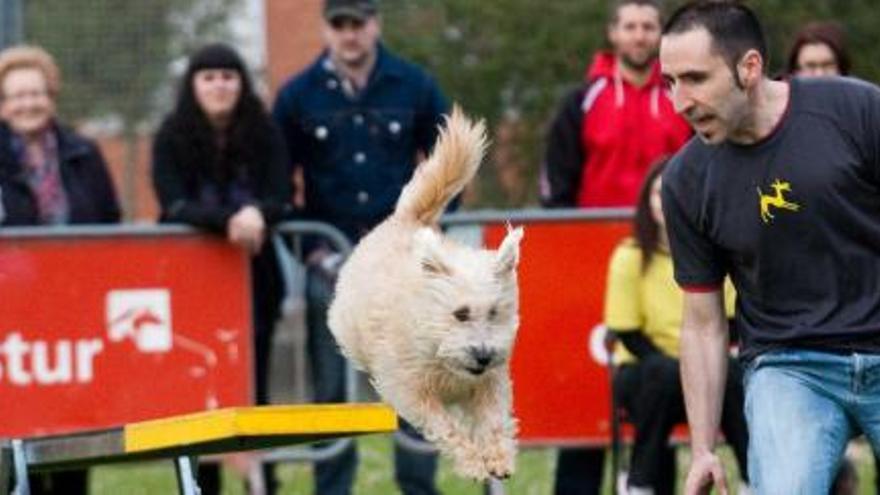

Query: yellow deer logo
757;179;800;224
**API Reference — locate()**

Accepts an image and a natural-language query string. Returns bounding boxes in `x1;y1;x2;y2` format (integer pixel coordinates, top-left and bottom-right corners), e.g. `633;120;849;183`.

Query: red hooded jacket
542;52;691;207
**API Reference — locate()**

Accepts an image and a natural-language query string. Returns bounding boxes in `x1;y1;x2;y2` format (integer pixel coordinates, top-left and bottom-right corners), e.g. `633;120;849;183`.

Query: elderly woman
151;43;291;494
0;45;119;227
0;45;120;494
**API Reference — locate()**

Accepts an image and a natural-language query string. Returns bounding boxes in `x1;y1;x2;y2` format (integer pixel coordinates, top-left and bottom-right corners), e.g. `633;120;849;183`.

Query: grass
89;434;555;494
89;437;877;494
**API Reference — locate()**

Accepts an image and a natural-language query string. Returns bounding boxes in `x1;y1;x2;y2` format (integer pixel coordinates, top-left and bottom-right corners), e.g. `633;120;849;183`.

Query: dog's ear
414;227;452;276
495;225;524;277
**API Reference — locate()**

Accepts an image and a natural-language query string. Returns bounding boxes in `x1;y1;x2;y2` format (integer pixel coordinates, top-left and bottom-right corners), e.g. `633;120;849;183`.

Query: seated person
605;159;749;495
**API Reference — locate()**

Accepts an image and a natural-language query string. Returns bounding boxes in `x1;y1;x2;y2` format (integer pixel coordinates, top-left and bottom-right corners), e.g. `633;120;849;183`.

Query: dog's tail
394;105;487;225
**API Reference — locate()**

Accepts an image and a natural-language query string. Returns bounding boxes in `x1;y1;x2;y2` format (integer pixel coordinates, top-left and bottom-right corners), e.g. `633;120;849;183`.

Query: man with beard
540;1;691;494
661;2;880;493
272;1;447;494
542;0;691;209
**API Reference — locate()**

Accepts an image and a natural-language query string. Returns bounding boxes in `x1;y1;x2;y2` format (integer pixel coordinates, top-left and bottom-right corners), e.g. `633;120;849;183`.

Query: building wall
264;0;324;97
95;134;157;223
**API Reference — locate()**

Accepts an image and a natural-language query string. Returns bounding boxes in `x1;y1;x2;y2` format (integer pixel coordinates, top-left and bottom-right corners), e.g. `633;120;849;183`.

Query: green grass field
90;436;876;494
90;434;554;494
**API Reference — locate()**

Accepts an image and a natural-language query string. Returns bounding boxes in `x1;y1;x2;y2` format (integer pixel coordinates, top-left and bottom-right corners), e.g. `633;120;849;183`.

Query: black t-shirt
662;77;880;360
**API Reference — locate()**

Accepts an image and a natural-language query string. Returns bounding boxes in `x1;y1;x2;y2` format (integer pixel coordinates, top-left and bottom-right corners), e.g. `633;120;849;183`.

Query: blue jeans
744;349;880;494
307;266;439;495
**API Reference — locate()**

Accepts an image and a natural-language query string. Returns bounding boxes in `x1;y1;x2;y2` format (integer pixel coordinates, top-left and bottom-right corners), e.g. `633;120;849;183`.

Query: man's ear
738;49;764;89
414;228;451;276
495;225;524;277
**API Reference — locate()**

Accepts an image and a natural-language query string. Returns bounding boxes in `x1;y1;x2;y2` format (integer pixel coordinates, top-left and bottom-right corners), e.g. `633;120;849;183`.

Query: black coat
151;117;292;233
0;122;120;226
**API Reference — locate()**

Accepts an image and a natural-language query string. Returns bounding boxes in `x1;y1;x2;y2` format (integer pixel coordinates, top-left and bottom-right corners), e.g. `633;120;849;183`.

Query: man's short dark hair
663;1;768;75
611;0;662;24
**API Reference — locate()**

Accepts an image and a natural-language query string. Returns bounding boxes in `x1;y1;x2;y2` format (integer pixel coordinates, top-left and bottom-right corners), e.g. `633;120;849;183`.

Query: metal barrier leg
484;477;505;495
174;456;201;495
262;227;361;467
11;440;29;495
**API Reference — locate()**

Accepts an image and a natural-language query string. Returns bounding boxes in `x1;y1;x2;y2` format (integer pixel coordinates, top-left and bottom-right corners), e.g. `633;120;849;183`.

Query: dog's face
412;226;524;380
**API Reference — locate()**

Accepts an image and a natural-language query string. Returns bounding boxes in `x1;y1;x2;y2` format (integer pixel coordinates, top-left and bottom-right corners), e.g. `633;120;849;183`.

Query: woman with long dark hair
605;159;749;495
151;43;291;494
786;21;850;78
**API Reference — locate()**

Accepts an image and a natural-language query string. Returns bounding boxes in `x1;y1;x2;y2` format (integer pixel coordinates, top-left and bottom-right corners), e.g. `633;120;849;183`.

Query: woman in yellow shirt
605;159;749;495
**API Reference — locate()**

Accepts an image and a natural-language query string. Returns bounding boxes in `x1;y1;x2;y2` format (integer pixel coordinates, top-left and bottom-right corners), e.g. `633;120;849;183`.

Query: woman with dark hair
151;43;291;494
604;159;750;495
786;21;850;77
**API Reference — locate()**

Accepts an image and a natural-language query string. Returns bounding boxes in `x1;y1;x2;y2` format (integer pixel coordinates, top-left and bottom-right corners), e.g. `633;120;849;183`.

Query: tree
23;0;241;218
382;0;880;207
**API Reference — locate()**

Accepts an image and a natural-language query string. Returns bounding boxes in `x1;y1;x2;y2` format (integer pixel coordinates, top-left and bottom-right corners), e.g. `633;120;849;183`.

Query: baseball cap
323;0;378;22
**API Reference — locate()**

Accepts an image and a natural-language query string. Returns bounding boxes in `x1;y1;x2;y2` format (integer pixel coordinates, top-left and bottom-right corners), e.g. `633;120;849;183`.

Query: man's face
323;15;381;69
660;28;749;145
608;4;662;71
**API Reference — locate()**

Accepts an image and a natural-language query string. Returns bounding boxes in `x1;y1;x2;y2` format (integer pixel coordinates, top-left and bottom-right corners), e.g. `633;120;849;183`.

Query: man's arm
540;86;586;208
681;289;730;494
271;85;306;210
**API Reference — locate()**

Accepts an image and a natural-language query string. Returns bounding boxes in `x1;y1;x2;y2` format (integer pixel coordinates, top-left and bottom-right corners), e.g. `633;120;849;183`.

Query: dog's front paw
449;442;494;481
482;439;516;480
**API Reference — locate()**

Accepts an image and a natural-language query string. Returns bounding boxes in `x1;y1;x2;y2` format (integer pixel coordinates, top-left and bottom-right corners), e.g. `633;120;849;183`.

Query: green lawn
90;437;876;494
90;434;555;494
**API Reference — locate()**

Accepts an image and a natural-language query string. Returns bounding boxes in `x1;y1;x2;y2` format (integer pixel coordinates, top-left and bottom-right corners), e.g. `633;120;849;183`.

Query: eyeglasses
2;89;50;102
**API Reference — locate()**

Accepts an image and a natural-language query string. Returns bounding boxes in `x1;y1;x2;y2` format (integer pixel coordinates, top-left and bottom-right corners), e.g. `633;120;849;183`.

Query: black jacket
151;117;292;234
0;122;120;226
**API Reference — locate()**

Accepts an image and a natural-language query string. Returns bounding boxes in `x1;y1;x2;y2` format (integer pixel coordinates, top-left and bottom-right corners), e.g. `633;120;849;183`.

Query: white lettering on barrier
32;340;72;384
0;332;104;386
0;289;227;389
75;338;104;382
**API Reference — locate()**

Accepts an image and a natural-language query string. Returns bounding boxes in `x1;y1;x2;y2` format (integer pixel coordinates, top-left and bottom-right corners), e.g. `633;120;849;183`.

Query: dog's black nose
469;346;495;368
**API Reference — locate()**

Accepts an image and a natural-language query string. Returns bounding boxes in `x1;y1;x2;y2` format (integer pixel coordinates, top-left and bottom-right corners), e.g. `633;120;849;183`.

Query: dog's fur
327;107;523;481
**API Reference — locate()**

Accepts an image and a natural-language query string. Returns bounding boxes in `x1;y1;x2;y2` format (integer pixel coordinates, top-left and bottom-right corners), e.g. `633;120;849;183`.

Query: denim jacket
273;44;448;241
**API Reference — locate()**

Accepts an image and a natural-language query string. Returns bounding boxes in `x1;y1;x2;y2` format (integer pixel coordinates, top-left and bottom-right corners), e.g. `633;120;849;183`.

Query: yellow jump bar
125;403;398;454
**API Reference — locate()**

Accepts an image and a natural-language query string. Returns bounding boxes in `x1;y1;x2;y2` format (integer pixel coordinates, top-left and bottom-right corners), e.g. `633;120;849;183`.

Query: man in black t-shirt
658;2;880;494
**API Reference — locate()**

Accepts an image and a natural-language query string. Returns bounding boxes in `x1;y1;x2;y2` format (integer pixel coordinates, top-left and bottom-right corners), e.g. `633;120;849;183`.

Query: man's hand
684;450;728;495
227;205;266;254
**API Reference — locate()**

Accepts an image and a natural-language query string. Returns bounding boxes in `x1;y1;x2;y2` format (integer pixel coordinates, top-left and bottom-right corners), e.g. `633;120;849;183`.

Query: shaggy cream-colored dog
327;107;523;481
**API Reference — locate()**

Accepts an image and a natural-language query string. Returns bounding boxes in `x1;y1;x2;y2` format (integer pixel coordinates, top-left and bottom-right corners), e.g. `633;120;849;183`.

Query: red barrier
484;218;631;446
0;234;253;437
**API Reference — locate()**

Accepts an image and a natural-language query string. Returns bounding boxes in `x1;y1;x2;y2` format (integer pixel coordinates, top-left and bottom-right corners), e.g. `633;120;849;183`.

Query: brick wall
92;133;157;223
264;0;324;97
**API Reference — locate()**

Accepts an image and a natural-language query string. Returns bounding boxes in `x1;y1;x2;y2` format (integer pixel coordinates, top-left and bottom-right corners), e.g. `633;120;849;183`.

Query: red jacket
542;52;691;207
